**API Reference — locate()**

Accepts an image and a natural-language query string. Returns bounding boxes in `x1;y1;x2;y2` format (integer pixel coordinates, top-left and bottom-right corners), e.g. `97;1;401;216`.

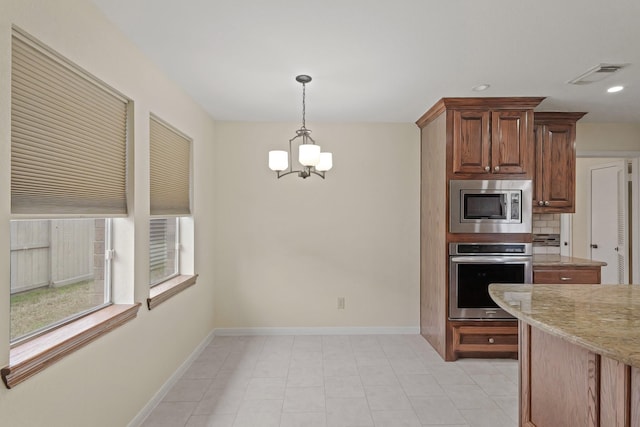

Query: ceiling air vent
568;63;627;85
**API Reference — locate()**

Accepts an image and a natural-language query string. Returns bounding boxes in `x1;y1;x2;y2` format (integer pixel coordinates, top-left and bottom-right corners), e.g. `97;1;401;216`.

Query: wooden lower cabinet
533;266;601;284
520;321;640;427
449;322;518;360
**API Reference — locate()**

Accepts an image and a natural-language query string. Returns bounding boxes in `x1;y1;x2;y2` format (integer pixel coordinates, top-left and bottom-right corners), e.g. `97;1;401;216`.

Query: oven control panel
449;243;532;256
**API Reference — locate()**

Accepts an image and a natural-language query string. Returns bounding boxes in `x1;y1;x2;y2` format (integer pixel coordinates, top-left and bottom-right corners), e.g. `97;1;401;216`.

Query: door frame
576;151;640;283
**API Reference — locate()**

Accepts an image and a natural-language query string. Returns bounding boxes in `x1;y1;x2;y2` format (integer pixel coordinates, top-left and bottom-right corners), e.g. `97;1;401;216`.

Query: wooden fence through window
10;220;96;294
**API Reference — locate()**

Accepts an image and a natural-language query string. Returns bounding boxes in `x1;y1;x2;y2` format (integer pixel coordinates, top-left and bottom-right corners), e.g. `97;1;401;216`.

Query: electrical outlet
337;297;345;309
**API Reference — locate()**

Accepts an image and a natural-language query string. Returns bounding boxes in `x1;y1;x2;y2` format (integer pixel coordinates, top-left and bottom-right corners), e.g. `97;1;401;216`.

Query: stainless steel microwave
449;180;532;233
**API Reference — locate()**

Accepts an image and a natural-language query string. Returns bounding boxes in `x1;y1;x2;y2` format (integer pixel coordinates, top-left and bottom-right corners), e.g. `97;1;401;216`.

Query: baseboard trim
213;326;420;336
127;330;215;427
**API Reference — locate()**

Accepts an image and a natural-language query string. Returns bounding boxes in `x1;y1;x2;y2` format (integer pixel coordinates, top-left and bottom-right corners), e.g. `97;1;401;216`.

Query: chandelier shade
298;144;321;166
268;150;288;172
268;75;332;179
316;152;333;172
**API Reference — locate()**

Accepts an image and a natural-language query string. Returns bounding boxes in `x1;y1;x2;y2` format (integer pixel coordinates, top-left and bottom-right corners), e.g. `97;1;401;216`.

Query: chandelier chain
301;82;306;129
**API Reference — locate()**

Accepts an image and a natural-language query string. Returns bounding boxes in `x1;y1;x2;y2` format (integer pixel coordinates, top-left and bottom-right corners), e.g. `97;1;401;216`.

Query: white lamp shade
298;144;321;166
315;152;333;171
269;150;288;171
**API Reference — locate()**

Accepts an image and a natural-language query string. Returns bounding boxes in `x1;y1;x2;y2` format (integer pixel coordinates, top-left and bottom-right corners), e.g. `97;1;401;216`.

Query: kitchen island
489;283;640;427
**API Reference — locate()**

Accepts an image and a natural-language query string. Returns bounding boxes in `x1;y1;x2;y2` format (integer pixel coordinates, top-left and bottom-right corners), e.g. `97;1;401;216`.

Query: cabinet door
539;123;575;211
491;110;530;174
452;110;490;175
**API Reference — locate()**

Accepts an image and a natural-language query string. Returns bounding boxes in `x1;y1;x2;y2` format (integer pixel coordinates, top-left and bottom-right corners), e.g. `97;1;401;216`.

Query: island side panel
527;325;598;427
600;356;631;427
519;322;532;427
632;367;640;427
420;111;448;358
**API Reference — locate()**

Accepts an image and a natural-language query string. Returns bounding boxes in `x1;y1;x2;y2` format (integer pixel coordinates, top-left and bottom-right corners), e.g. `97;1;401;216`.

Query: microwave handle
512;193;520;221
502;194;508;218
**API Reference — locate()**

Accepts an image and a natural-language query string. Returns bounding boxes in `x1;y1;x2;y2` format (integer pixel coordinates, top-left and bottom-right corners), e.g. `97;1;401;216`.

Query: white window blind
149;217;178;285
11;30;128;215
149;116;191;215
150;218;169;272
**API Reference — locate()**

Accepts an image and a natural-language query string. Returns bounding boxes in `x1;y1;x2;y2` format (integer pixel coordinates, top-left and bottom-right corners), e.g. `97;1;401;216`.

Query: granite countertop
532;254;607;267
489;283;640;368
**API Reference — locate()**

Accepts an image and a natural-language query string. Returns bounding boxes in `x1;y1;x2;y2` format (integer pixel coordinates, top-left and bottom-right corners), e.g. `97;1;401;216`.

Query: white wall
0;1;217;426
213;122;420;331
576;123;640;153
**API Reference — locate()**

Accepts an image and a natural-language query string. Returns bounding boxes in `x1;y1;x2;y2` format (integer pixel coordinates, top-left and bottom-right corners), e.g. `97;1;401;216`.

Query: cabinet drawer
534;268;600;284
452;326;518;353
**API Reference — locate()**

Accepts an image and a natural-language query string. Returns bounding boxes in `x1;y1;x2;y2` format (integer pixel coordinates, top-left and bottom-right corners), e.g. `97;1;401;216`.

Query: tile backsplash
532;213;560;234
532;213;561;254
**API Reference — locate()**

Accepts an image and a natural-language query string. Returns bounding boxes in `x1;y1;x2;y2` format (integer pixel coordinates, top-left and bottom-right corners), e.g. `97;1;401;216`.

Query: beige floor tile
141;335;518;427
370;410;421;427
324;375;365;398
325;397;373;427
283;386;326;413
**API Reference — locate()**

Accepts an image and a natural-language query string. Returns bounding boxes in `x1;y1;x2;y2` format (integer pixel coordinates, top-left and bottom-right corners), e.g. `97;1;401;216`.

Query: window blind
11;31;128;215
149;218;168;271
149;116;191;215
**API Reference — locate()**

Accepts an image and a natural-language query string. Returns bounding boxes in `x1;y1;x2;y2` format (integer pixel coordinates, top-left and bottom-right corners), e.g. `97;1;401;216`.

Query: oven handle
450;256;533;264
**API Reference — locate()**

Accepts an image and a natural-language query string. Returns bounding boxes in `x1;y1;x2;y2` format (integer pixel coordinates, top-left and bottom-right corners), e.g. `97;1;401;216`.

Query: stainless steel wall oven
449;242;532;320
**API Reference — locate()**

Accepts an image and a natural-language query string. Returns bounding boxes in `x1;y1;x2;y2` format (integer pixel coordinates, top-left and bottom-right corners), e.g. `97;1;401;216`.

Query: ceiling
90;0;640;123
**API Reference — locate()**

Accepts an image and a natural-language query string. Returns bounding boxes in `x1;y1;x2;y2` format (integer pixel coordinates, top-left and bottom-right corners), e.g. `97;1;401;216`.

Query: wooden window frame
147;274;198;310
1;304;140;389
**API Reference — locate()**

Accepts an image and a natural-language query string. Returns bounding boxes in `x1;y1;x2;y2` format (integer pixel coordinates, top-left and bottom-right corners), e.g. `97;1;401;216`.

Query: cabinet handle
538;201;544;206
484;166;490;172
494;166;500;172
544;201;550;206
560;277;572;281
488;338;495;344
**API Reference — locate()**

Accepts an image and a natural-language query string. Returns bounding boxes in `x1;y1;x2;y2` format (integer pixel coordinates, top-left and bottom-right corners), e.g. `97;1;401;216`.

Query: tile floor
141;335;518;427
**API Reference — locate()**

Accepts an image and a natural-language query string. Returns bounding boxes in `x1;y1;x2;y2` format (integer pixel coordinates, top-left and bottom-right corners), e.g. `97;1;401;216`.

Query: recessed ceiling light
472;84;490;92
607;85;624;93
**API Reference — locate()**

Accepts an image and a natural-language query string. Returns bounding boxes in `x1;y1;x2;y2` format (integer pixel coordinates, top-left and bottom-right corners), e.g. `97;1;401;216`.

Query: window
149;217;179;286
147;115;196;309
3;28;139;389
10;219;112;342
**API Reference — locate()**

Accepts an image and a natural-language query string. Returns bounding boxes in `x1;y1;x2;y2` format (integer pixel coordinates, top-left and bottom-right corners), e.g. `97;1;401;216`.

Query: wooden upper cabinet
423;98;546;179
491;110;530;175
452;108;531;176
533;112;586;213
452;110;490;174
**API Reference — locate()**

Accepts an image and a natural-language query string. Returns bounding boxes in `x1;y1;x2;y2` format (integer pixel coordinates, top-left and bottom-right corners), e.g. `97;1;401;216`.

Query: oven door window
457;263;524;308
463;193;506;219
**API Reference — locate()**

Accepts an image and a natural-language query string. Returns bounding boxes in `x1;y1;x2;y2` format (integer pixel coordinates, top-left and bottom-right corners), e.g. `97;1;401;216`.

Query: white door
590;161;628;284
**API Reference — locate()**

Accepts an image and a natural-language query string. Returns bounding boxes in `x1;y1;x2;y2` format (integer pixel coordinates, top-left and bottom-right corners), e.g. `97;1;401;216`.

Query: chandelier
268;75;332;179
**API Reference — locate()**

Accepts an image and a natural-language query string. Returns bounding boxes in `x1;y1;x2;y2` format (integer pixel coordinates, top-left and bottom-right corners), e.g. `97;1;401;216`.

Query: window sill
147;274;198;310
1;303;140;389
